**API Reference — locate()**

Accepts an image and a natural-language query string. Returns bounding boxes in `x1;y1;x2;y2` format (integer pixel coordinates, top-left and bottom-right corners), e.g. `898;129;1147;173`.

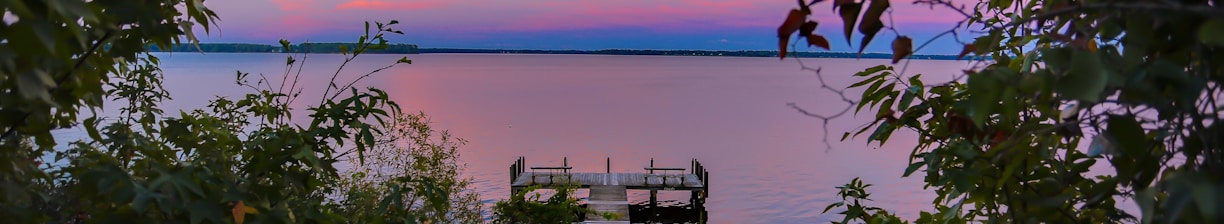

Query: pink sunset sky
198;0;978;54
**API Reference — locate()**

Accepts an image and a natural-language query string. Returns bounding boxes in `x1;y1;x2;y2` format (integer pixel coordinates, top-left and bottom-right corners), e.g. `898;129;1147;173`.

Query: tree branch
999;2;1224;28
1;31;115;141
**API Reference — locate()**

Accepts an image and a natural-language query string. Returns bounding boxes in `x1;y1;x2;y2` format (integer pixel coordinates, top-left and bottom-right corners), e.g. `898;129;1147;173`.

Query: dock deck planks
511;172;705;190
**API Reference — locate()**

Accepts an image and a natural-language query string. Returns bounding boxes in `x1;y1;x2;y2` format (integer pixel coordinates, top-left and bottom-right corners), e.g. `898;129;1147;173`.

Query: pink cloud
199;0;978;44
484;0;974;33
270;0;313;11
499;0;788;32
236;14;345;40
336;0;445;10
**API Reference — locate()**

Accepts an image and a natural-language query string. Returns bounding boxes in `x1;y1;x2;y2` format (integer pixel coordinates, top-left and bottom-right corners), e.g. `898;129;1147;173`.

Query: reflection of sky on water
51;53;1120;222
369;54;971;222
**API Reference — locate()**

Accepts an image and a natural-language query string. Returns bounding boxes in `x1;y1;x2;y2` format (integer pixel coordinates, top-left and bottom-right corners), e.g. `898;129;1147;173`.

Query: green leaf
1056;50;1107;103
85;117;103;141
903;160;924;177
990;0;1013;10
1198;19;1224;46
823;201;845;213
843;206;863;223
188;200;223;224
1135;188;1156;223
848;75;882;88
973;29;1002;55
1106;115;1145;157
361;126;375;149
397;57;413;64
858;79;886;112
898;86;917;111
856;65;889;77
868;122;893;144
968;70;1001;127
279;39;292;51
908;75;923;88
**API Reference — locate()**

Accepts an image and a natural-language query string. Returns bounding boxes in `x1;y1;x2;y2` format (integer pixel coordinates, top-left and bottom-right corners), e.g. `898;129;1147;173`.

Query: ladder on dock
585;185;630;223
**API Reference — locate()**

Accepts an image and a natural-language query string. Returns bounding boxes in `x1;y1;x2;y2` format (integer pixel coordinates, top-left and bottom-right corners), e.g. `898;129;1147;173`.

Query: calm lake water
95;53;978;223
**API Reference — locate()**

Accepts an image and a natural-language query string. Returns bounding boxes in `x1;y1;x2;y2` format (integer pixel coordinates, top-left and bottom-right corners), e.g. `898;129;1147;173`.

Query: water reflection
146;53;974;222
628;201;708;223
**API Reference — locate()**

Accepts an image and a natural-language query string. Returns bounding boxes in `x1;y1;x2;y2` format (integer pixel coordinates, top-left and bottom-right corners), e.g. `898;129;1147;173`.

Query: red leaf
233;201;248;224
779;38;790;59
800;21;819;37
808;34;831;50
957;44;976;60
891;36;912;64
857;0;890;55
838;2;863;47
777;9;807;59
799;0;815;14
778;9;806;39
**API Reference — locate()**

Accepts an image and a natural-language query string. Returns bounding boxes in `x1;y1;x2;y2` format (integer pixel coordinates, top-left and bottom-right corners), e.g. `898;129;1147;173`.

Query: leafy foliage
821;178;905;224
492;185;601;224
147;43;421;54
335;112;483;223
781;0;1224;222
0;1;477;222
1;0;217;221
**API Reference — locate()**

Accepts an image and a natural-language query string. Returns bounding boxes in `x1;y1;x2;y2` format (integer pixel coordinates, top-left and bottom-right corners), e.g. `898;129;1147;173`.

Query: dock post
691;190;699;205
691;159;696;174
703;170;710;199
699;164;704;178
649;158;654;174
563;157;567;167
650;190;658;218
606;157;611;173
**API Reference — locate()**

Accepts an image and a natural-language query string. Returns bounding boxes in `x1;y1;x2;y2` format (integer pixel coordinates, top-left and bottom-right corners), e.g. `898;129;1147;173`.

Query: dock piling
649;158;654;174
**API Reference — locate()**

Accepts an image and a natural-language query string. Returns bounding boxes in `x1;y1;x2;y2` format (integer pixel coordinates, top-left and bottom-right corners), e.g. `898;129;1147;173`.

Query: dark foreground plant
778;0;1224;222
0;2;474;220
492;184;618;223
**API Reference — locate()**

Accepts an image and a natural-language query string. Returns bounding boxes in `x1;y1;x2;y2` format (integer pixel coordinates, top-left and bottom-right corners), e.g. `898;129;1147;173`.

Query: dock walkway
585;185;630;223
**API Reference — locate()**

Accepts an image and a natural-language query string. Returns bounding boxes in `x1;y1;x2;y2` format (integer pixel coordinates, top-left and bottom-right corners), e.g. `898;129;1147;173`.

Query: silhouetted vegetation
149;43;420;54
421;48;969;59
149;43;972;60
0;0;478;220
779;0;1224;222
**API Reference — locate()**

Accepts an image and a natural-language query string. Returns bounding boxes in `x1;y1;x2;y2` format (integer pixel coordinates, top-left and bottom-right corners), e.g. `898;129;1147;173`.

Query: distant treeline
148;43;420;54
419;48;972;60
147;43;973;60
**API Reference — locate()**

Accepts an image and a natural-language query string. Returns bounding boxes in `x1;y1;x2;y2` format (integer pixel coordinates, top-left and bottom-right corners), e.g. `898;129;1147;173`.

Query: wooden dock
511;172;705;190
508;157;709;223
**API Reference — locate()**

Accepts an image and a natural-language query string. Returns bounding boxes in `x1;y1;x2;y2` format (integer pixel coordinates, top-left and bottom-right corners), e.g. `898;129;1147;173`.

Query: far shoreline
149;43;975;60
